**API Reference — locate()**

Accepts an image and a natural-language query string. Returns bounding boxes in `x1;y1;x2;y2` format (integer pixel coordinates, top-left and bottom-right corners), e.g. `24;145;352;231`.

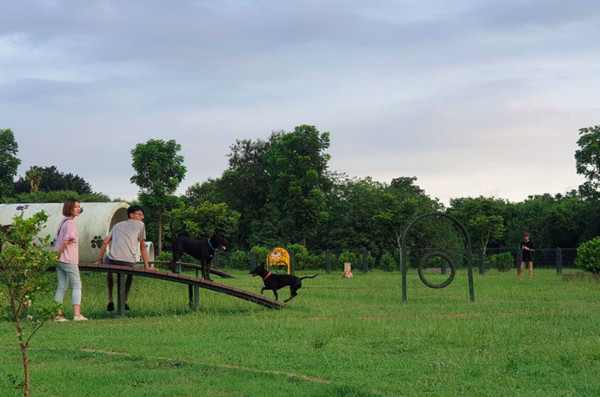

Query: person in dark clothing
519;233;535;281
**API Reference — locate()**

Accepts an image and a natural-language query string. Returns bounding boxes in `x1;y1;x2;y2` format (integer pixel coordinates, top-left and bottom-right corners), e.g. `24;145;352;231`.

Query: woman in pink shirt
54;198;87;321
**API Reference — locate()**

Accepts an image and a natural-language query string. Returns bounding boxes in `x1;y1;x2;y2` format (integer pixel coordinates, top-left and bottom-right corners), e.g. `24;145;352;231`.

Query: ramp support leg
117;273;126;317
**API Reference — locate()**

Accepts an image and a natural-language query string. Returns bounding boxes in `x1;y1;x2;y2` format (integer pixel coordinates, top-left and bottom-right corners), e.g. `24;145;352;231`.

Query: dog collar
207;238;215;251
263;272;272;281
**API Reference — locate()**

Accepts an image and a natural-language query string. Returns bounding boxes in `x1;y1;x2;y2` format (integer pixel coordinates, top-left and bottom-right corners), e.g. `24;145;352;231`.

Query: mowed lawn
1;267;599;396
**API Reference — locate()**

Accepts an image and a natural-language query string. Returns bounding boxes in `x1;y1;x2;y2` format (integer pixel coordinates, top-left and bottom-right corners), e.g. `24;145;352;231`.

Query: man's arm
96;235;111;263
140;240;157;271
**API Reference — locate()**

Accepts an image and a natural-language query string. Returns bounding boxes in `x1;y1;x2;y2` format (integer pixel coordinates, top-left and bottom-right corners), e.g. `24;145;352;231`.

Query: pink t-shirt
54;218;79;264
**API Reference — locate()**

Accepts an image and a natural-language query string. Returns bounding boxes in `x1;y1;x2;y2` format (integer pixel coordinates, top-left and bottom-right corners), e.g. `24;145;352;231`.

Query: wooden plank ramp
78;262;285;315
148;260;235;279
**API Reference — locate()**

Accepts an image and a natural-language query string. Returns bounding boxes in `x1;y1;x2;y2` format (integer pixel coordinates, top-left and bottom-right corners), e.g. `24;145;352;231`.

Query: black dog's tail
169;218;176;239
169;218;185;240
300;274;319;280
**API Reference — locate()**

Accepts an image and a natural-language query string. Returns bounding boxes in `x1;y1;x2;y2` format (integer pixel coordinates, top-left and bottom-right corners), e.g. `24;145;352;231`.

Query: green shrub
486;252;514;272
156;251;172;261
155;250;195;264
228;250;250;270
338;251;360;270
297;251;325;270
249;246;270;264
575;237;600;274
287;244;308;257
378;253;398;272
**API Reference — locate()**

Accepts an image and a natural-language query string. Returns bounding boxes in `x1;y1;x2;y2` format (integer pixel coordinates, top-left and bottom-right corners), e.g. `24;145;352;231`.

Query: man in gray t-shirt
96;205;157;311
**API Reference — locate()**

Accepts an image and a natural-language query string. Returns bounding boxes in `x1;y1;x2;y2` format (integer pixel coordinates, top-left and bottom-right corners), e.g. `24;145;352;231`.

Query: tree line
1;125;599;255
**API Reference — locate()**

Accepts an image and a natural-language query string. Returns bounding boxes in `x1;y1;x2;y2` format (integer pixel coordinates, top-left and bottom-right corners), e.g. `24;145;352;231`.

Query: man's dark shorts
103;257;135;267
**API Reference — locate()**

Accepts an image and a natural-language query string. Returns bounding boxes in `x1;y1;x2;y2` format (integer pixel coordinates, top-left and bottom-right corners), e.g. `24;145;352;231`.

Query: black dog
170;231;227;280
250;264;318;302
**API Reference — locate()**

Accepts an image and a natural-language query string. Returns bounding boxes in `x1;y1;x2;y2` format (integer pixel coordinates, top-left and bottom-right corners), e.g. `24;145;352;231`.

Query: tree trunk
157;211;163;255
17;324;30;397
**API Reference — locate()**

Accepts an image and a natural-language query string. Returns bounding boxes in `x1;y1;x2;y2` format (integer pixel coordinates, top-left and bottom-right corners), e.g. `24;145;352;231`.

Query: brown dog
341;262;353;278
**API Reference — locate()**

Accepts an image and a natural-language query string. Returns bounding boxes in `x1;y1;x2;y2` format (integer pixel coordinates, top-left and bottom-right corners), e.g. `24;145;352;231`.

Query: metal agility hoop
400;212;474;302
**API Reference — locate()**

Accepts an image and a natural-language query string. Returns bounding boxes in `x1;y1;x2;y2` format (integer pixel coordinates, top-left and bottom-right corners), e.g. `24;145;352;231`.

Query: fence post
214;250;219;270
250;252;256;269
441;255;447;274
326;250;331;274
556;247;562;274
516;247;522;276
478;248;485;275
362;248;368;273
290;251;295;275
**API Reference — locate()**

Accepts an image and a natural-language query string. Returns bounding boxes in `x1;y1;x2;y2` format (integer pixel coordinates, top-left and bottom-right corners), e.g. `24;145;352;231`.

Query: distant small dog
170;231;227;280
341;262;353;278
250;264;318;302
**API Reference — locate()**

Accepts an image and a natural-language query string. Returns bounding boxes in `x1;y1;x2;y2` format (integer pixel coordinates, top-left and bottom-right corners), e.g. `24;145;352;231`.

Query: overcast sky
1;0;598;206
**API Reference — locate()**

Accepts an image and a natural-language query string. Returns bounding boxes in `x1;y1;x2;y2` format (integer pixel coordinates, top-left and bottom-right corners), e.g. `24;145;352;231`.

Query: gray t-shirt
107;219;146;264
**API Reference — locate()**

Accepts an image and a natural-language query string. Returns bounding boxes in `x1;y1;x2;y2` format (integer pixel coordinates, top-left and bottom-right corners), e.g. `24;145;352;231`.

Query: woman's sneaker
73;315;88;321
54;315;69;322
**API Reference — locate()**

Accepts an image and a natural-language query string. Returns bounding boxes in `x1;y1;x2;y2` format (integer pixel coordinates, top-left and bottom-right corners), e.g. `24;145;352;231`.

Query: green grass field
1;268;600;396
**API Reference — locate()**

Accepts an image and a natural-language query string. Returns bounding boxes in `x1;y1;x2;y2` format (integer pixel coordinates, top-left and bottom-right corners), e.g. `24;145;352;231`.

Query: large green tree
214;127;332;249
167;202;240;242
372;177;443;254
218;138;274;249
0;129;21;200
131;139;187;253
265;125;332;246
25;166;42;193
320;175;384;250
575;125;600;199
505;192;588;249
448;196;507;255
14;165;93;195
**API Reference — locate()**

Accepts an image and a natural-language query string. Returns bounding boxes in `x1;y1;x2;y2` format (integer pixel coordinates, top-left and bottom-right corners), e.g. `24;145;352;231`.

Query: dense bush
575;237;600;274
336;251;360;270
378;253;397;272
155;250;196;264
486;252;514;272
156;251;171;261
228;250;250;269
250;246;270;264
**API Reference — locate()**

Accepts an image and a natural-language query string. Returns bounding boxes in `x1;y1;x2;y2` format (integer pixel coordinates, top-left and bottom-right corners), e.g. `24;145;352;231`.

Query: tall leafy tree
575;125;600;199
131;139;187;253
25;166;42;193
184;179;223;206
320;175;385;250
0;129;21;200
505;192;588;249
14;165;93;195
372;177;442;253
167;202;240;241
265;125;332;246
448;196;507;255
217;138;273;249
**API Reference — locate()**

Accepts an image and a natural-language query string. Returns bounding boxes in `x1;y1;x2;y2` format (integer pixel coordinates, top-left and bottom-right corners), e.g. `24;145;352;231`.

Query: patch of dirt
81;348;331;384
302;312;522;322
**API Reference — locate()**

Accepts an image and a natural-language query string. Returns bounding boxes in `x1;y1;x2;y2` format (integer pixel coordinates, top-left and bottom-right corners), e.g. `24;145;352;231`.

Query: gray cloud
1;0;598;204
